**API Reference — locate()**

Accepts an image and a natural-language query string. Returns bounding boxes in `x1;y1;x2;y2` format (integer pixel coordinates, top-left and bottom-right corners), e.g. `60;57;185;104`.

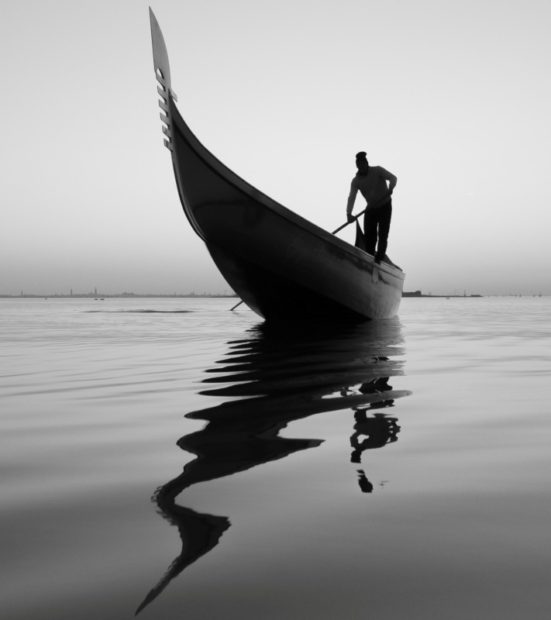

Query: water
1;296;551;619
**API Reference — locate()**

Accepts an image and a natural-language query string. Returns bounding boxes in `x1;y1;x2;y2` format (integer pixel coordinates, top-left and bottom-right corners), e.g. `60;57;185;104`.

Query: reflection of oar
332;193;393;235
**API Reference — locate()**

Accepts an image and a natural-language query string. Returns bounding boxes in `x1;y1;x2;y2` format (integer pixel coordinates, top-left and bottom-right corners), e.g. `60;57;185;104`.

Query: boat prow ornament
149;8;177;151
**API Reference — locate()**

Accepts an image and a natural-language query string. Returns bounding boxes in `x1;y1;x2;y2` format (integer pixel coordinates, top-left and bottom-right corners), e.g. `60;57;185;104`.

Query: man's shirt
346;166;397;216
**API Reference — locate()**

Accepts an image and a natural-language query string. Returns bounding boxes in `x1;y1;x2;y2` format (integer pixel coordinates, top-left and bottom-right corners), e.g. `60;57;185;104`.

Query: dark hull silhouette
149;10;405;322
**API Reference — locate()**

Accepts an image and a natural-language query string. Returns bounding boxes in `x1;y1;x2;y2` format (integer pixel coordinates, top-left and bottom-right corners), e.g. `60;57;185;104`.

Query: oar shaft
332;209;365;234
332;194;392;235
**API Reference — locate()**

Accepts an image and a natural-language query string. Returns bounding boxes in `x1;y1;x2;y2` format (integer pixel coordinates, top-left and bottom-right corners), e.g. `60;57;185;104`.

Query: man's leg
375;202;392;262
363;209;378;256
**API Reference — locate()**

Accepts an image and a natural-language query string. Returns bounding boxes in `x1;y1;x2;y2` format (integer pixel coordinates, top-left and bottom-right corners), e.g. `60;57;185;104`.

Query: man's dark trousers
364;200;392;261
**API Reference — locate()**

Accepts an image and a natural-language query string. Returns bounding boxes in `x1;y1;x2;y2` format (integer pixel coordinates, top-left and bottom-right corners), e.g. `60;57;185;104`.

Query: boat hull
202;209;402;322
169;102;403;321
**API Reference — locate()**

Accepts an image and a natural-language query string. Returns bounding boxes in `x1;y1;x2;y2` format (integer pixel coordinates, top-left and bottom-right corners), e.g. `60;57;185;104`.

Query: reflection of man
359;376;394;397
346;151;397;263
351;410;400;495
350;373;400;494
357;470;374;494
350;411;400;464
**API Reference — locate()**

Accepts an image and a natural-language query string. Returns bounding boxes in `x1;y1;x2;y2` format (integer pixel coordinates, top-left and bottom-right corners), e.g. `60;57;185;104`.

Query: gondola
149;9;405;322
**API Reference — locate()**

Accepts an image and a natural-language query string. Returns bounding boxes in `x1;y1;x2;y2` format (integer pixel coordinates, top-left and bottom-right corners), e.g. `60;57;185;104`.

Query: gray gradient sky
2;0;550;295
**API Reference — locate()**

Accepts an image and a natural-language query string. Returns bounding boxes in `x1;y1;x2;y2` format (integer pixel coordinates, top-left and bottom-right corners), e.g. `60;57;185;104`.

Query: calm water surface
1;296;551;619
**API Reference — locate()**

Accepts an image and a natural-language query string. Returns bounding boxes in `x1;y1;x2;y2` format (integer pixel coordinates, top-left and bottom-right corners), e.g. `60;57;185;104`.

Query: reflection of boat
137;320;410;613
148;10;405;322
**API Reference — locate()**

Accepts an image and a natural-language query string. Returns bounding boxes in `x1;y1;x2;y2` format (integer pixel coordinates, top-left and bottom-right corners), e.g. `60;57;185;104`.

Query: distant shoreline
402;291;483;298
2;292;548;299
0;294;238;299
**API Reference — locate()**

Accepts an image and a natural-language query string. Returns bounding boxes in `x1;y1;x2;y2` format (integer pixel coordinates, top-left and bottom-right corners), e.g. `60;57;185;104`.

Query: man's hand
347;213;355;223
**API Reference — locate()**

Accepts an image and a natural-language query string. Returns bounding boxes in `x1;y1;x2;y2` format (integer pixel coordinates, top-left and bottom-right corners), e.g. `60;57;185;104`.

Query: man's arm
346;179;358;221
379;167;397;193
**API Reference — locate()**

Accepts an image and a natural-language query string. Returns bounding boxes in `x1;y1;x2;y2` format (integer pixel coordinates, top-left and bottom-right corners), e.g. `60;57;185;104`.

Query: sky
1;0;550;296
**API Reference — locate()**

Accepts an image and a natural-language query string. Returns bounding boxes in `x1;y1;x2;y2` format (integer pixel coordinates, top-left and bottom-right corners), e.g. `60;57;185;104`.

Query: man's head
355;151;369;175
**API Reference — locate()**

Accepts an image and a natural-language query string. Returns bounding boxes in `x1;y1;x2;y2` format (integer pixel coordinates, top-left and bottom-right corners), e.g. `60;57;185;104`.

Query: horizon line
1;292;548;299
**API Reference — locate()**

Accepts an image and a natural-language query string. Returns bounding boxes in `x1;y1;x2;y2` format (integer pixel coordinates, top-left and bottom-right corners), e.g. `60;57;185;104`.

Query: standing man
346;151;397;263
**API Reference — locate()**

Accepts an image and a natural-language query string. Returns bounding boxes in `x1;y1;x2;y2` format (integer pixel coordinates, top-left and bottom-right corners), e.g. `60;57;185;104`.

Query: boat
148;9;405;322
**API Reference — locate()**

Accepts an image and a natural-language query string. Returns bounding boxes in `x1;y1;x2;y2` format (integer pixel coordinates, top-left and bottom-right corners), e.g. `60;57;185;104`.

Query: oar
332;209;367;235
230;300;243;311
332;193;393;235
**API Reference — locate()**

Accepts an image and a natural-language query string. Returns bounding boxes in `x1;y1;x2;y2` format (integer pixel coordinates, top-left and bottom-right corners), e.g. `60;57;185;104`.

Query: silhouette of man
346;152;397;263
